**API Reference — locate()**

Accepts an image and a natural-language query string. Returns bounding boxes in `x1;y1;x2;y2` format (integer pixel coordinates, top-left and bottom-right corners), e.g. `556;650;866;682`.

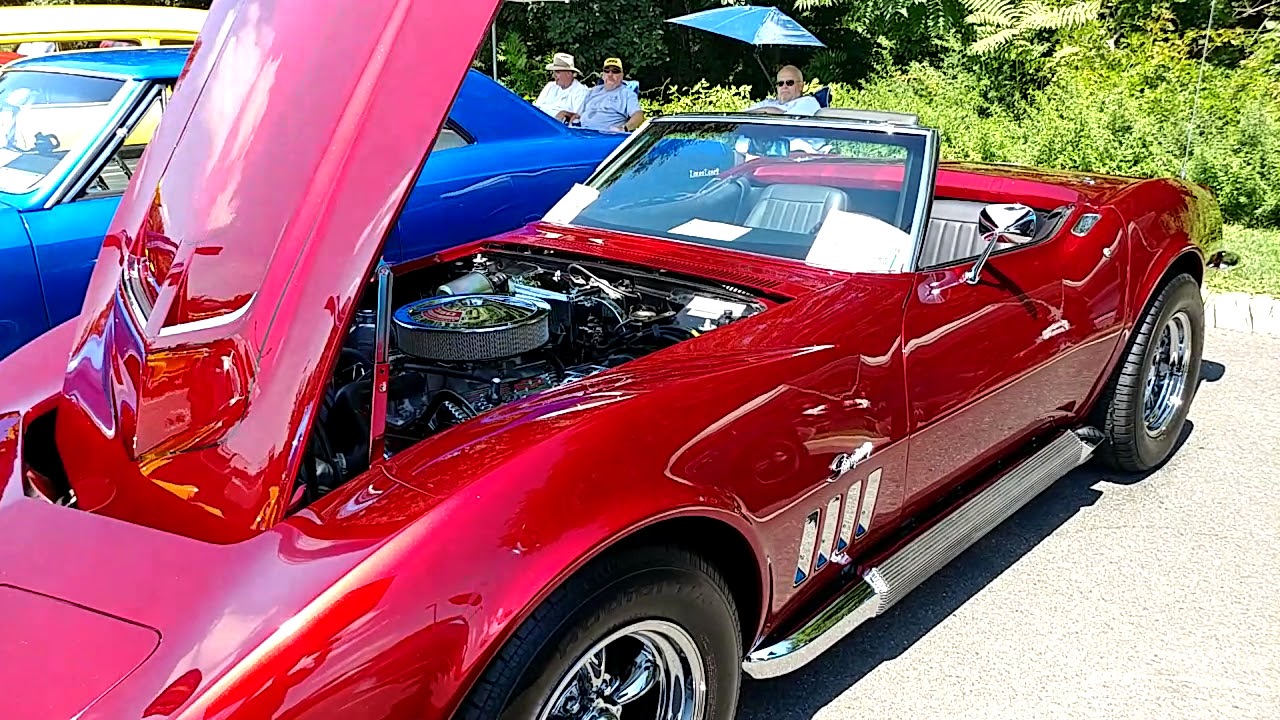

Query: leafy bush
1021;27;1280;227
642;80;755;115
1207;226;1280;295
830;61;1026;163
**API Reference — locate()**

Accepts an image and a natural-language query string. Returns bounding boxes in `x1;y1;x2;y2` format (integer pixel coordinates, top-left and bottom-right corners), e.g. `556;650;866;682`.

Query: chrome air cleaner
392;294;551;362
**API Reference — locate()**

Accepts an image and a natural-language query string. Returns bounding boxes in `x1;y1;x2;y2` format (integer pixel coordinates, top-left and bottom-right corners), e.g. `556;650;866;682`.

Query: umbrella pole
491;24;499;81
753;49;773;91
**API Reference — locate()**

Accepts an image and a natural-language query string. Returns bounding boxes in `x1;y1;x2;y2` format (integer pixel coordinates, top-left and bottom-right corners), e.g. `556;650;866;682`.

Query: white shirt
749;95;821;116
16;42;57;56
534;80;587;118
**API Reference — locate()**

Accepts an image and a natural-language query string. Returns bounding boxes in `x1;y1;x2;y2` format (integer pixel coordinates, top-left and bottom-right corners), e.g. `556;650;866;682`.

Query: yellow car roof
0;4;206;46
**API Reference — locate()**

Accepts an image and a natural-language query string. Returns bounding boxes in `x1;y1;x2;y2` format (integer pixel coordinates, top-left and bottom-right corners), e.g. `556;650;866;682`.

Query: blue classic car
0;47;624;358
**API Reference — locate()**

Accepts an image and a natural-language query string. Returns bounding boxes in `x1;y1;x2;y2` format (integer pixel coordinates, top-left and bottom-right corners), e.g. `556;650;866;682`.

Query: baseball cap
603;57;624;73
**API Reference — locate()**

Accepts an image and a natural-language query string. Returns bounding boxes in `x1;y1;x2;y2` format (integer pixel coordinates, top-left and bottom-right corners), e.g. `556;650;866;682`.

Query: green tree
962;0;1101;54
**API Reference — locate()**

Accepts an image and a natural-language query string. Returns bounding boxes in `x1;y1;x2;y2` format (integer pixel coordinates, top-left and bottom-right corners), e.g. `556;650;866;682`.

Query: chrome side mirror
964;203;1037;285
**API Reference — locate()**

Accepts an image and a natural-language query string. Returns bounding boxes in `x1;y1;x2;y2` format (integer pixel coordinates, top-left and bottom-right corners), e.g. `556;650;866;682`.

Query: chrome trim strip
814;495;842;571
744;572;881;678
744;430;1097;680
854;467;882;540
793;510;820;587
156;296;253;337
119;259;151;327
836;478;862;553
905;128;942;272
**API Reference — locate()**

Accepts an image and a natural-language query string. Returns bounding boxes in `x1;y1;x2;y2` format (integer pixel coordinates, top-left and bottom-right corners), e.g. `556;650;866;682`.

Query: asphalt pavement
739;328;1280;720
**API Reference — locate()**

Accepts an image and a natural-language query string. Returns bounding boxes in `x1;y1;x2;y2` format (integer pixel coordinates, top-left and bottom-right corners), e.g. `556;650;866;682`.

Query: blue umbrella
667;5;825;84
667;6;825;48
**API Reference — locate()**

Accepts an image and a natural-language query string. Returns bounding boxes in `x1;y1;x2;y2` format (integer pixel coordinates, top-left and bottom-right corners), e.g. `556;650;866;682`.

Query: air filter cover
393;294;551;362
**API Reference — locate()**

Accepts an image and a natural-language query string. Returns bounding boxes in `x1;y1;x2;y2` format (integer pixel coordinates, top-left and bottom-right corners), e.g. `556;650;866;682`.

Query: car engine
298;249;767;502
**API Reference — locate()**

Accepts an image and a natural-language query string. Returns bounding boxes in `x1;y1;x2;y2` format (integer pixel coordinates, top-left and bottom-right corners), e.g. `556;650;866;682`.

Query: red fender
162;454;766;720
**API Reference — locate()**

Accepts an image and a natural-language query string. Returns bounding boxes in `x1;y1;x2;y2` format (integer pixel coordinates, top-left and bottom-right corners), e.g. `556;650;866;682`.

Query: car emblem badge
828;441;872;482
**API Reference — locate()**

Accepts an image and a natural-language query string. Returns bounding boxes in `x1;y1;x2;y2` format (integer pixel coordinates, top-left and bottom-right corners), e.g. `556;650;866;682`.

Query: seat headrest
929;199;987;223
757;183;846;202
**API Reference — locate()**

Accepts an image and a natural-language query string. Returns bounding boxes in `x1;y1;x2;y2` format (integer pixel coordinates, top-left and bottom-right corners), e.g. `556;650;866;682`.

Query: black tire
1093;273;1204;472
457;545;742;720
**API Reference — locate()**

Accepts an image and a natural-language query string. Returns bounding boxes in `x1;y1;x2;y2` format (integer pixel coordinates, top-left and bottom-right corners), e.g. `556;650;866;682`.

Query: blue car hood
0;195;15;211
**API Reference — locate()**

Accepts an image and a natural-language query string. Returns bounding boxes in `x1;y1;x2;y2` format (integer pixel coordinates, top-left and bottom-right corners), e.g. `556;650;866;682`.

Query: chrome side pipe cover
743;429;1099;679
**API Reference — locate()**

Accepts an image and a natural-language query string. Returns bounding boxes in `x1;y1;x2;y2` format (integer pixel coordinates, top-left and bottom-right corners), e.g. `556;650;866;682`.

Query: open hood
56;0;503;543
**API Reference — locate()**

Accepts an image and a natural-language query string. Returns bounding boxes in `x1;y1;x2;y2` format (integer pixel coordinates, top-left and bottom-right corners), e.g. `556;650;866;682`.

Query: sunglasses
602;67;622;74
776;78;796;87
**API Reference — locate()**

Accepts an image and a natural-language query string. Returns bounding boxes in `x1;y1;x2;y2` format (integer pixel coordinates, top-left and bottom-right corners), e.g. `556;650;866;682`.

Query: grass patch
1206;225;1280;296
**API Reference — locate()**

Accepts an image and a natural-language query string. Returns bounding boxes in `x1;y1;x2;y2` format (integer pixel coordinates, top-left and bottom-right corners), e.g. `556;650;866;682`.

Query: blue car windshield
0;70;126;195
543;119;931;274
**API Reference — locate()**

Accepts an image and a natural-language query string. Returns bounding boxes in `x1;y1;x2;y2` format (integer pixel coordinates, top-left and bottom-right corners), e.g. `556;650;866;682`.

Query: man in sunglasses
747;65;820;116
569;57;644;133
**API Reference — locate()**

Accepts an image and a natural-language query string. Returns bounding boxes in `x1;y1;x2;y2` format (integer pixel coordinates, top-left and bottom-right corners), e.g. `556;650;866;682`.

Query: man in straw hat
533;52;588;123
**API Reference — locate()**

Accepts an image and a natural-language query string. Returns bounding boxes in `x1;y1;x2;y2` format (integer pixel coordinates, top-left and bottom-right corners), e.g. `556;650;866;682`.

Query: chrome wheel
1143;310;1193;436
537;620;706;720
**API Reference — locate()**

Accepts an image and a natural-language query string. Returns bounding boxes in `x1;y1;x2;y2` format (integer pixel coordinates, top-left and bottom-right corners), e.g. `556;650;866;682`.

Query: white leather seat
743;184;847;234
918;199;988;267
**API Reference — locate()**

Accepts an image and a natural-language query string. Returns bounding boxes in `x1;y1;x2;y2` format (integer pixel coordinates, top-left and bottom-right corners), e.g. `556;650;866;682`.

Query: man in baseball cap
572;57;644;133
533;52;587;122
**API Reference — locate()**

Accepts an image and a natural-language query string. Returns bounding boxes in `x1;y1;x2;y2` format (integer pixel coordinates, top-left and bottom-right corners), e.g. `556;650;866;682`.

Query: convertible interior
584;163;1062;270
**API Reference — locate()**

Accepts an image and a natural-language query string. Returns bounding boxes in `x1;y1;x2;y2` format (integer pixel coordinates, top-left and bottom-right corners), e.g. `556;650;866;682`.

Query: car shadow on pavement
737;400;1212;718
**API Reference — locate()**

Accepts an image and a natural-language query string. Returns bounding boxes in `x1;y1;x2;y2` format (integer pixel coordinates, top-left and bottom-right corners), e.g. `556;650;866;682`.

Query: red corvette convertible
0;1;1221;718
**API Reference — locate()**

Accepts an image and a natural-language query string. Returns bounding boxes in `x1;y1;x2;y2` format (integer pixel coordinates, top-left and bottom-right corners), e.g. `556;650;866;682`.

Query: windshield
544;118;931;274
0;70;126;195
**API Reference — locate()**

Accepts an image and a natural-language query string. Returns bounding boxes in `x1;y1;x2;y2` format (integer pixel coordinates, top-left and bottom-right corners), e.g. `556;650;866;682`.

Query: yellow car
1;4;206;65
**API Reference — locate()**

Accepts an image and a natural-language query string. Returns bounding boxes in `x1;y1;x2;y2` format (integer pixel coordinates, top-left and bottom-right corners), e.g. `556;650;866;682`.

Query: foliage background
5;0;1279;282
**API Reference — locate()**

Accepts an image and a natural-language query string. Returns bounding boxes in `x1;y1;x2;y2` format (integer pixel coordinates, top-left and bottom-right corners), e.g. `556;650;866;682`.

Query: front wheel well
1089;251;1205;423
1129;249;1204;338
1164;250;1204;289
613;516;764;650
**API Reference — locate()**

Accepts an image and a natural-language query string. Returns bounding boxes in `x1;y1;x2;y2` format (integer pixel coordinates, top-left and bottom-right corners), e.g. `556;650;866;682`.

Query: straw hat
545;52;581;75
